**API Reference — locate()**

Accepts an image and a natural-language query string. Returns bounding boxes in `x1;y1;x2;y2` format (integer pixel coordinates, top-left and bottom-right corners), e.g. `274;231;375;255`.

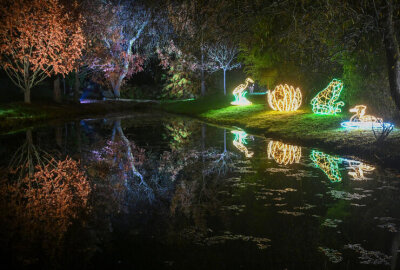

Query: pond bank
0;100;155;134
159;95;400;168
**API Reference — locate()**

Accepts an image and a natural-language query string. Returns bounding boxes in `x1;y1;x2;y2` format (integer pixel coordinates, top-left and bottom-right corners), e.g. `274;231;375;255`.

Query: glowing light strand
267;84;302;111
310;150;342;182
231;78;254;106
341;105;394;130
231;130;253;158
311;79;344;115
344;160;375;180
267;141;302;165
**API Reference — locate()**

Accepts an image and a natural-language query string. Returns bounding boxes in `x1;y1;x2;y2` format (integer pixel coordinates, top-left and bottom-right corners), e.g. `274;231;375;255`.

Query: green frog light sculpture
311;79;344;115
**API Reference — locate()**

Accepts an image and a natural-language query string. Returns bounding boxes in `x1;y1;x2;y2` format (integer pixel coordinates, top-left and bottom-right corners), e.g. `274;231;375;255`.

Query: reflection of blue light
341;121;394;130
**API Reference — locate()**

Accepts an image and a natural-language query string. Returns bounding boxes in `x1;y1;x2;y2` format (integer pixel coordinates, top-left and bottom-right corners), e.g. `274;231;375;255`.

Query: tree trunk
26;129;34;177
113;76;124;98
74;70;80;103
23;59;31;103
223;128;226;152
223;69;227;95
201;50;206;96
53;76;61;103
24;88;31;103
55;126;63;147
383;0;400;110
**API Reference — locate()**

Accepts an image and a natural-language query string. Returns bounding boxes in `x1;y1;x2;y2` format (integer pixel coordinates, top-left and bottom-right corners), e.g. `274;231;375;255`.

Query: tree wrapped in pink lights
0;0;85;103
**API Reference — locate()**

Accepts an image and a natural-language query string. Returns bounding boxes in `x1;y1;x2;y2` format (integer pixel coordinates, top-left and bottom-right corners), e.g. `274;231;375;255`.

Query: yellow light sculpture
346;160;375;180
231;130;253;158
341;105;389;129
267;141;301;165
267;84;302;111
310;150;342;182
231;78;254;106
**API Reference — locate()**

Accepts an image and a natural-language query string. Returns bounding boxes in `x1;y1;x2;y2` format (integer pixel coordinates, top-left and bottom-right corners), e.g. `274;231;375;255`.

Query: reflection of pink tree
0;157;90;262
9;129;55;179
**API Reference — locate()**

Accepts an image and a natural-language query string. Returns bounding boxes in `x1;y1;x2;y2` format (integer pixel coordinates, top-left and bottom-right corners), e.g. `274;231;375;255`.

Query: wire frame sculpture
231;78;254;106
311;79;344;115
231;130;253;158
345;160;375;180
268;84;302;111
267;141;301;165
310;150;342;182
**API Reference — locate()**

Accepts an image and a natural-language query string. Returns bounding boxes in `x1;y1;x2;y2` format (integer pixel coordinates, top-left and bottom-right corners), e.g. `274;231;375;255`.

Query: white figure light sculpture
345;160;375;180
341;105;393;130
231;78;254;106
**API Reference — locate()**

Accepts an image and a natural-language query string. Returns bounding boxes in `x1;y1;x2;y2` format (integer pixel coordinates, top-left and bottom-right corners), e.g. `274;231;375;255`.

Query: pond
0;113;399;269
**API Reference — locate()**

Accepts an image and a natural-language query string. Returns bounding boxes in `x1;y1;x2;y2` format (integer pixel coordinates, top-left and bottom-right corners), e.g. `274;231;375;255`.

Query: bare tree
206;42;240;95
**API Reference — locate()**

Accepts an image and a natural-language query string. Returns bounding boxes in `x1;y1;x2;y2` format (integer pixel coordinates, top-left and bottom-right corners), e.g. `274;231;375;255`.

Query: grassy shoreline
159;94;400;168
2;95;400;168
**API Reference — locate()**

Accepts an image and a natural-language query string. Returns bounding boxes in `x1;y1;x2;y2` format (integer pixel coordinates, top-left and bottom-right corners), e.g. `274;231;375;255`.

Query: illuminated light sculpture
267;84;302;111
344;160;375;180
267;141;302;165
341;105;394;130
310;150;342;182
311;79;344;115
231;78;254;106
231;130;254;158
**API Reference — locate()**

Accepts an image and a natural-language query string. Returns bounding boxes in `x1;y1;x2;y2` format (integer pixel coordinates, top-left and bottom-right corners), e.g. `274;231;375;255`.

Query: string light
267;84;302;111
344;160;375;180
267;141;301;165
341;105;394;129
231;130;253;158
311;79;344;115
231;78;254;106
310;150;342;182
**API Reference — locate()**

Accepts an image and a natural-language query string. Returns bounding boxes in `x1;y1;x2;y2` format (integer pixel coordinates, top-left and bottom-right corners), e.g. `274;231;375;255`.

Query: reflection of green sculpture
311;79;344;115
310;150;342;182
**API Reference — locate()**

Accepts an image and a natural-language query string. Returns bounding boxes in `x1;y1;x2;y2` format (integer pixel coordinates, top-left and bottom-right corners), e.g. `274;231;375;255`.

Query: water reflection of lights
310;150;343;182
232;130;253;158
310;150;376;182
343;160;375;181
267;84;302;112
267;141;301;165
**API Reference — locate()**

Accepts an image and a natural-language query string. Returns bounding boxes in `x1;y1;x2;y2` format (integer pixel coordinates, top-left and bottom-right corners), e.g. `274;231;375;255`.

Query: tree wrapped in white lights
205;42;241;95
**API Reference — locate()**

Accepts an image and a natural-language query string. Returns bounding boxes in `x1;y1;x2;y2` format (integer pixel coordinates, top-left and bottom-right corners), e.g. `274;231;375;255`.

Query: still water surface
0;113;399;269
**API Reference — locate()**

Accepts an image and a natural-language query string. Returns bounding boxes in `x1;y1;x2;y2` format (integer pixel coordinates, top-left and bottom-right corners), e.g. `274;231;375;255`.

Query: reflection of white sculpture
231;78;254;106
232;130;253;158
345;160;375;180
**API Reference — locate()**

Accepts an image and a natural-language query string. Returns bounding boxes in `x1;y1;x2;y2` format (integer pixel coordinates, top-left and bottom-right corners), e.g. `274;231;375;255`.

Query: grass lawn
160;94;400;167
